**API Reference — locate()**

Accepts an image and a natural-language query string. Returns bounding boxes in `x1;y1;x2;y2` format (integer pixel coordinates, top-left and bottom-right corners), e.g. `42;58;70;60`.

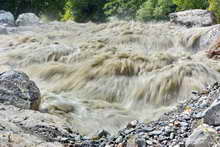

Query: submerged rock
0;70;41;110
0;10;14;26
169;9;215;27
16;13;41;26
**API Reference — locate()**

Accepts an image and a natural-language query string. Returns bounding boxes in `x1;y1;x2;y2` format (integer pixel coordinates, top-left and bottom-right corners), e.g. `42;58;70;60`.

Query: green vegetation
136;0;175;21
209;0;220;23
0;0;219;23
173;0;209;11
104;0;146;19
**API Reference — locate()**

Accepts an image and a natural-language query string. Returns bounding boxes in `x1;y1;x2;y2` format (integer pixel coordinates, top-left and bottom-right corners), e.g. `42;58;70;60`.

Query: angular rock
16;13;41;26
169;9;215;27
185;125;218;147
203;101;220;126
0;70;41;110
0;10;14;26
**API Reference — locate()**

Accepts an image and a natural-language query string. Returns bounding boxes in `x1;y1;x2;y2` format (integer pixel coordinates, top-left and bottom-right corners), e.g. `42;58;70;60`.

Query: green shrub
62;0;74;21
68;0;106;22
173;0;209;11
136;0;175;21
209;0;220;23
104;0;146;19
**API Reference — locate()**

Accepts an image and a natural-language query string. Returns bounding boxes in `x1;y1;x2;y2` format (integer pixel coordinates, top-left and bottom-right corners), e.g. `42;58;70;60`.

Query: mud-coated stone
169;9;215;27
0;70;41;110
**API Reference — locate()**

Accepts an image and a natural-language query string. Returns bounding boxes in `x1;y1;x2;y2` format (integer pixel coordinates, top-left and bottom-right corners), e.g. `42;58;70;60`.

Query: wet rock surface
16;13;41;26
0;70;41;110
169;9;215;27
0;10;14;26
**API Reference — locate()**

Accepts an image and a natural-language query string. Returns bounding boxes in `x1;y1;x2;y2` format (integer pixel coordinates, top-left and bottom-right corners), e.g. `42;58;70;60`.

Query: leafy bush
136;0;175;21
209;0;220;23
66;0;106;22
62;0;74;21
173;0;209;11
104;0;146;19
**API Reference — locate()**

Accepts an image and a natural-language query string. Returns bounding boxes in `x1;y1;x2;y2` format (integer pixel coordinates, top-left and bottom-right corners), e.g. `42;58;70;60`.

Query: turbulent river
0;20;220;135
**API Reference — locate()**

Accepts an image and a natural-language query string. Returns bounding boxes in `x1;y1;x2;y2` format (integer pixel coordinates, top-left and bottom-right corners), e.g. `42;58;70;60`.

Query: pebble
97;129;110;138
149;130;162;136
127;120;139;128
115;136;123;144
136;138;146;147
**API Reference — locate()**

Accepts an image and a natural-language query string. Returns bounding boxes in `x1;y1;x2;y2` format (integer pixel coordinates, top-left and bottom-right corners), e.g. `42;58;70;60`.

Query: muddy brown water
0;21;219;135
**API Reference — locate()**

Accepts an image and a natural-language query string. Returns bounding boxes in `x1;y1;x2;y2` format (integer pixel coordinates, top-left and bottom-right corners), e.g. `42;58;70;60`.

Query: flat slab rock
169;9;216;27
0;104;74;146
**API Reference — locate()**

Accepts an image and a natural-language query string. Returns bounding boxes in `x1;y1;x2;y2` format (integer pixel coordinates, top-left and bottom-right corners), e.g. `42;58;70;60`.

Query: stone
0;104;76;146
0;70;41;110
16;13;41;26
127;120;139;128
169;9;215;27
149;130;162;136
185;125;218;147
203;101;220;126
135;138;146;147
0;10;14;26
115;136;123;144
97;129;110;138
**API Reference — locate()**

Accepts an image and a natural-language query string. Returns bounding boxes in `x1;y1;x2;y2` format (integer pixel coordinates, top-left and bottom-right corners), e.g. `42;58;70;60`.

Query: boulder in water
0;10;14;26
16;13;41;26
0;70;41;110
169;9;215;27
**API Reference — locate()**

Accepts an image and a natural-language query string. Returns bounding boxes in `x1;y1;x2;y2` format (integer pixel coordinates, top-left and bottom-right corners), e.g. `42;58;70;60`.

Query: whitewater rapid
0;20;220;135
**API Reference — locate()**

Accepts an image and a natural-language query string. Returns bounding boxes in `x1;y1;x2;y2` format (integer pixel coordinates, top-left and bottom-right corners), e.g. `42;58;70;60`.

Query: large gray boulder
169;9;215;27
185;125;218;147
16;13;40;26
0;10;14;26
203;100;220;126
0;70;41;110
